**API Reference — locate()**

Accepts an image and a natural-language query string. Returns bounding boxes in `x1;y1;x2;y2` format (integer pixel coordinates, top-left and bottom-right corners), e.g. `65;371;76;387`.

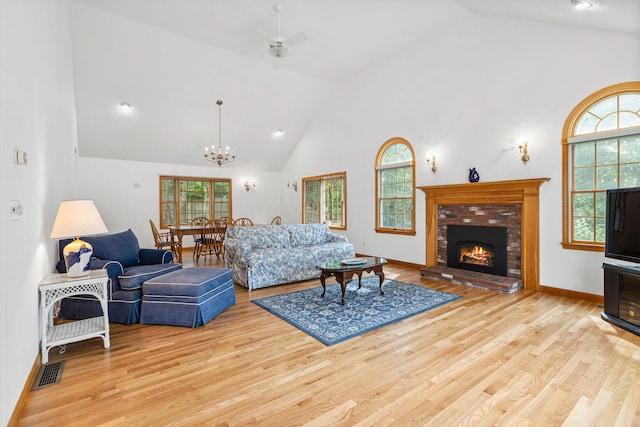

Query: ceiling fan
256;5;309;64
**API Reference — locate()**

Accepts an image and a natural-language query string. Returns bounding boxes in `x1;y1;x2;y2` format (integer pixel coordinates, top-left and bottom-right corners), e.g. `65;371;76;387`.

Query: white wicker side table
39;270;110;363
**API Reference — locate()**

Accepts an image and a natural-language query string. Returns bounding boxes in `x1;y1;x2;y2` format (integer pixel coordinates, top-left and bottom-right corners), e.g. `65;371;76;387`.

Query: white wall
78;157;282;248
0;0;78;424
1;7;638;422
281;15;640;295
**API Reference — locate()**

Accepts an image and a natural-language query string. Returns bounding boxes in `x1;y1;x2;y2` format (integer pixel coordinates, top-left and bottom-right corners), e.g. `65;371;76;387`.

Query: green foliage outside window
160;177;231;228
161;178;176;225
213;181;230;219
570;89;640;243
304;180;321;224
572;136;640;242
376;140;414;232
179;180;211;224
303;174;345;227
379;167;413;229
324;178;343;225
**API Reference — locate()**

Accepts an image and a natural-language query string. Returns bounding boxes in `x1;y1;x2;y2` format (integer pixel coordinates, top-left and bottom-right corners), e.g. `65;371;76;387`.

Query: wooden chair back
149;219;164;248
149;220;180;262
189;217;209;259
198;219;227;260
217;216;232;225
233;217;253;226
191;217;209;227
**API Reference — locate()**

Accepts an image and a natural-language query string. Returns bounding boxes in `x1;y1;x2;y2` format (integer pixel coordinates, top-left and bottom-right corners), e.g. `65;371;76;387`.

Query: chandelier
204;100;235;167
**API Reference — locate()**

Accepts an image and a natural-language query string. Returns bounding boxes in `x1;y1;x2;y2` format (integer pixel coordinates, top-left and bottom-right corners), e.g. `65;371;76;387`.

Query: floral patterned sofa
224;224;355;290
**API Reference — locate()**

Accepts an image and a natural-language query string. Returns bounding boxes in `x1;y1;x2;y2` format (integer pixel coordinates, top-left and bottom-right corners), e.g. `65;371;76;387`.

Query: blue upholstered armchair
56;229;182;324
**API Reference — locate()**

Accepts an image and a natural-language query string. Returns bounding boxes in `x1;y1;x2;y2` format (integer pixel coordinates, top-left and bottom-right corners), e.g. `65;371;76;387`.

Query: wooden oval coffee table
315;257;388;305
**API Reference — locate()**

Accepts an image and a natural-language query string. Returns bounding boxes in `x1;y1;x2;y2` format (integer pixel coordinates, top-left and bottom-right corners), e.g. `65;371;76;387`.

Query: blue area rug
252;277;462;345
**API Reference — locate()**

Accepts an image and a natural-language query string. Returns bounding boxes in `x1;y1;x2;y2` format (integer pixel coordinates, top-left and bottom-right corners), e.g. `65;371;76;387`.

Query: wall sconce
426;156;437;174
518;142;530;164
287;180;298;192
244;180;256;192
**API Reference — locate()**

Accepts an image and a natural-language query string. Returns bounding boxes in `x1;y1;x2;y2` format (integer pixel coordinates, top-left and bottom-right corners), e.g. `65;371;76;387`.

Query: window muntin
212;180;231;220
324;177;344;225
575;94;640;135
302;172;346;229
304;180;321;224
160;176;231;228
375;138;416;235
562;82;640;250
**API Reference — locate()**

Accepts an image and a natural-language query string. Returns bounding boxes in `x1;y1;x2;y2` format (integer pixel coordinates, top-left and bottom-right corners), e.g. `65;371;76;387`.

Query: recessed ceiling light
118;102;133;112
273;129;284;137
571;0;593;10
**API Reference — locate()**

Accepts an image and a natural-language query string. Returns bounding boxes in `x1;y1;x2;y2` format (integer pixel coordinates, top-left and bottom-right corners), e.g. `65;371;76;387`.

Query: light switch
14;149;27;165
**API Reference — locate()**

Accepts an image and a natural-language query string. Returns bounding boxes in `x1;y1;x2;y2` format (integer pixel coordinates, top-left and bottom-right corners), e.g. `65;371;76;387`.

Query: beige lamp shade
50;200;108;239
50;200;108;277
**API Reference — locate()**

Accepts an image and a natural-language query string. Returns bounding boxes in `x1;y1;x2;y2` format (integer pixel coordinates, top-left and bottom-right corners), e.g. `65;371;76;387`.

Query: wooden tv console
602;262;640;337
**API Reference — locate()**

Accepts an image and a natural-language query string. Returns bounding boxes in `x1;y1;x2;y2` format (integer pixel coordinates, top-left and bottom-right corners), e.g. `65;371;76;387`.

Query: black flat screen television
605;186;640;264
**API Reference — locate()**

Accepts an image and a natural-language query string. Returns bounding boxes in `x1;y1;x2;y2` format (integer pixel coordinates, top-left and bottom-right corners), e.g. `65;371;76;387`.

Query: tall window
562;82;640;251
375;138;416;235
302;172;346;229
160;176;232;228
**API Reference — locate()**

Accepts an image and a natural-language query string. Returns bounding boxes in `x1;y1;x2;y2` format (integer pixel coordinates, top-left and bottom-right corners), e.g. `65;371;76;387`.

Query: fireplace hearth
447;225;508;277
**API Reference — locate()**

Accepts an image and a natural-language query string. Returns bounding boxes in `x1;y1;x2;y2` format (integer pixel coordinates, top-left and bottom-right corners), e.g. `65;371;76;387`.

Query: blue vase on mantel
468;168;480;183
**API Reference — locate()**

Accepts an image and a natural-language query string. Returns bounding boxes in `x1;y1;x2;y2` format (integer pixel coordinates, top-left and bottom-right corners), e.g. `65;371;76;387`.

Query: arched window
562;82;640;251
375;138;416;235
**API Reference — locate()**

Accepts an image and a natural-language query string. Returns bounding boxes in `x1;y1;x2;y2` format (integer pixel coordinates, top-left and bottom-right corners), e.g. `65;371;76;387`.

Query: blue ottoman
140;267;235;327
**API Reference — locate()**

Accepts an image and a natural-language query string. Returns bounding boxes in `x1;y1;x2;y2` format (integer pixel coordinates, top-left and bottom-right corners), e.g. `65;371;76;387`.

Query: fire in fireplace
459;243;495;268
447;225;508;276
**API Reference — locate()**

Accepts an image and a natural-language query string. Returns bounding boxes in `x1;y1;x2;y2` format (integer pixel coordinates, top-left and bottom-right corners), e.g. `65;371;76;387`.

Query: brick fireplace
418;178;549;291
440;205;521;278
447;224;510;276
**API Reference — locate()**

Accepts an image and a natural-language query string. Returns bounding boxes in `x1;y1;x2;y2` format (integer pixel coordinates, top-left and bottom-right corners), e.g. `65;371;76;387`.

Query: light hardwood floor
14;252;640;426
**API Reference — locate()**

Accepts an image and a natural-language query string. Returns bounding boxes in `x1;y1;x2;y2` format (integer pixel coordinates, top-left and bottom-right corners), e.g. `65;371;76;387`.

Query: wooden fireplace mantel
418;178;550;291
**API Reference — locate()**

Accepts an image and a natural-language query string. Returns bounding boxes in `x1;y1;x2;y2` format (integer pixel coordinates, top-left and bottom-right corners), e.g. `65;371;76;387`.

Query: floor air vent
32;360;65;390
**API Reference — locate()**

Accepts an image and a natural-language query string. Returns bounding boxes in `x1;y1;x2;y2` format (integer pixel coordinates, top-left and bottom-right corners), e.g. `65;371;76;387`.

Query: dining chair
149;219;180;262
197;219;227;261
218;216;232;225
233;217;253;226
190;217;209;259
270;216;282;225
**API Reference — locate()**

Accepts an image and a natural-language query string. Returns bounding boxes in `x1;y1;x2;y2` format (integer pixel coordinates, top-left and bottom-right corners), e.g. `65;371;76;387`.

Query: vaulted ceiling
70;0;640;171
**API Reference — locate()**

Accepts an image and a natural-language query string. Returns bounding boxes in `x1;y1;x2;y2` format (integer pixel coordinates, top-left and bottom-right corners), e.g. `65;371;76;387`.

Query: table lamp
50;200;108;277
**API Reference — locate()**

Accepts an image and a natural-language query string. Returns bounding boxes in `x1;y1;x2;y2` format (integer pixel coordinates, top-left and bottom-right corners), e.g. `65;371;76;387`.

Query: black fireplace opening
447;225;508;276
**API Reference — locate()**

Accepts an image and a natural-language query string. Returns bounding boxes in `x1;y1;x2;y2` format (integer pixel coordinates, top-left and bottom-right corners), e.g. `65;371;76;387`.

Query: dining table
168;224;205;263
